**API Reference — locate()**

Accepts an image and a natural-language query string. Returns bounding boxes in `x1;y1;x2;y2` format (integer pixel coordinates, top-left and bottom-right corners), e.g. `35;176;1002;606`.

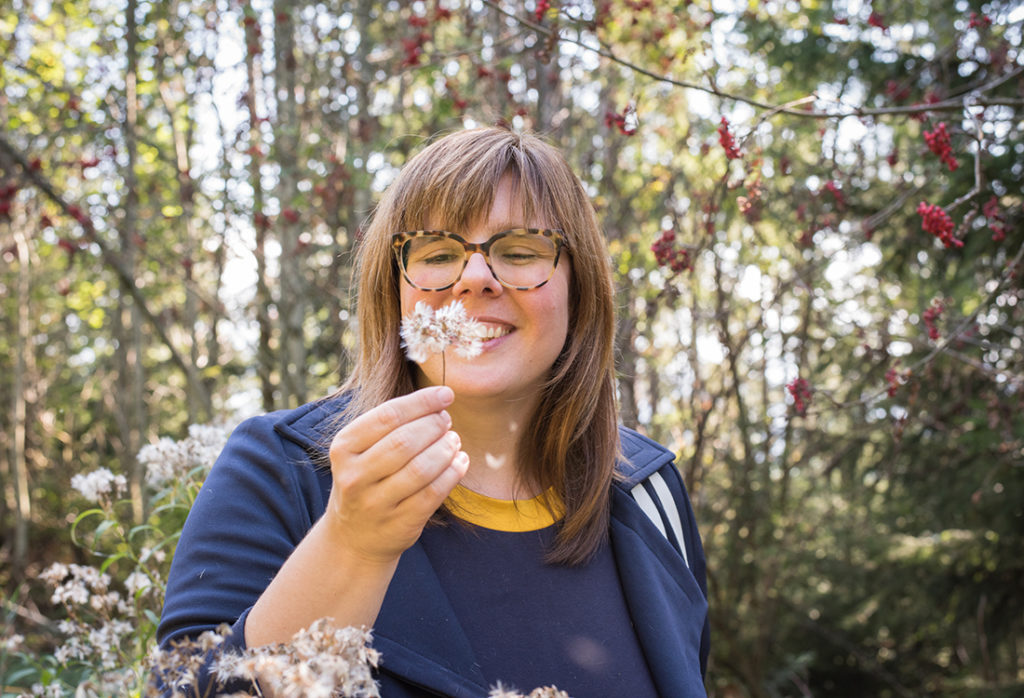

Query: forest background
1;0;1022;696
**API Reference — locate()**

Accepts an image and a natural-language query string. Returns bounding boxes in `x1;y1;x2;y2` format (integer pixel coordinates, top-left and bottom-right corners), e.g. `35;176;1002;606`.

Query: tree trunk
121;0;146;522
244;11;276;411
273;0;306;408
8;230;32;573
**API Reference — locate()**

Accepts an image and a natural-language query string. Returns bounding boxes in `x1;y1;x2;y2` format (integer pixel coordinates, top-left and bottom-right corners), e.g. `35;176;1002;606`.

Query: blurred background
1;0;1021;695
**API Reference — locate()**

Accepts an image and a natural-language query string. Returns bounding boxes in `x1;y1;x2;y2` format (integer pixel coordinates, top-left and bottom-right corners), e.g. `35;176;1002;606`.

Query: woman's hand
325;385;468;565
245;386;467;647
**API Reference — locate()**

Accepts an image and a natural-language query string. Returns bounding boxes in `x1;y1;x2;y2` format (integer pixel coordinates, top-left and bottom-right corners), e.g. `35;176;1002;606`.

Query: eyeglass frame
391;228;568;291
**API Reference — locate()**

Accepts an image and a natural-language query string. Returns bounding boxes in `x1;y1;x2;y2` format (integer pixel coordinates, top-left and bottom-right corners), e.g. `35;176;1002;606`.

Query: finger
332;386;454;455
396;450;470;520
381;429;463;501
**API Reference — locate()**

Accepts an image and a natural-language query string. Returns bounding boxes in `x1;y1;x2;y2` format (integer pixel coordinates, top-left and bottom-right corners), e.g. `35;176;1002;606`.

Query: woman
157;126;709;696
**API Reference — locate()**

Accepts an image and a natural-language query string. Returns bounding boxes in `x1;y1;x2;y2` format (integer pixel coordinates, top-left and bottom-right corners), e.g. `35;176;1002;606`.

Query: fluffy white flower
399;300;485;365
124;570;153;596
70;468;127;504
140;423;230;487
40;562;69;587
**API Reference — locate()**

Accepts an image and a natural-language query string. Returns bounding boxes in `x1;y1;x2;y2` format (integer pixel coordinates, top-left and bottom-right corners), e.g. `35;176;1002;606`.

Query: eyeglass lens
401;232;558;290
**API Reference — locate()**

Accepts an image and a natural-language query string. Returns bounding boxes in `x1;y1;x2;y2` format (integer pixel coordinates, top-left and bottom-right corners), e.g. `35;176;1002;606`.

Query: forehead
424;176;545;234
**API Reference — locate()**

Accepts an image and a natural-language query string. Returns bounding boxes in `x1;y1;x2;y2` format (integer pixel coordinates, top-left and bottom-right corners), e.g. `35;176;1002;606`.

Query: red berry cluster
604;104;637;136
916;202;962;249
444;79;468;111
982;196;1008;242
717;117;741;160
0;181;18;221
651;229;692;273
401;33;428;67
922;299;944;340
923;122;959;172
824;180;845;209
787;378;812;416
885;80;911;103
66;203;93;232
969;12;992;29
535;0;552;21
242;14;261;56
885;365;907;397
867;10;887;30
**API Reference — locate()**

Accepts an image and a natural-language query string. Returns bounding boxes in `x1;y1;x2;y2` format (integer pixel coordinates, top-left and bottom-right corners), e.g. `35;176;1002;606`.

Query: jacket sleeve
154;413;326;694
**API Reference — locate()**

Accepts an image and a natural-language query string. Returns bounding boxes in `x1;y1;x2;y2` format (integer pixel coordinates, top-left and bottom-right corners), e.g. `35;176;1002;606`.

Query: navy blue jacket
157;396;709;697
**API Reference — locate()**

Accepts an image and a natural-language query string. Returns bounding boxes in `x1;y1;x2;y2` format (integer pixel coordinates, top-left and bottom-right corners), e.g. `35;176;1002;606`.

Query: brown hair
339;126;619;565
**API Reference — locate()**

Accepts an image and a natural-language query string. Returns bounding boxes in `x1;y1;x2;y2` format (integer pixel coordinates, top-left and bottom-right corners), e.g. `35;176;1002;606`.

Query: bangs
388;135;561;235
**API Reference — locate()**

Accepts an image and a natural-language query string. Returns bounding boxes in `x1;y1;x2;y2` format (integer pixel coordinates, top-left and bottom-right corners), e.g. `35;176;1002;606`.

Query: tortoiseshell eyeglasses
391;228;566;291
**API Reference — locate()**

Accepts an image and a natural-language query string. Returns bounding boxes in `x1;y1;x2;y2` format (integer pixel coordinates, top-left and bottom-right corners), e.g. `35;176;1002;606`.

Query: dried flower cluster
489;683;570;698
150;620;381;698
70;467;127;504
139;423;230;487
400;300;486;368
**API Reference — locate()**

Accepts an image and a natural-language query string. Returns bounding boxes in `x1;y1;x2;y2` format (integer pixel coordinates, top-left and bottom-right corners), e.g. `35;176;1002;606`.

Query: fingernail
447;431;461;449
440;410;452;428
436;386;455;405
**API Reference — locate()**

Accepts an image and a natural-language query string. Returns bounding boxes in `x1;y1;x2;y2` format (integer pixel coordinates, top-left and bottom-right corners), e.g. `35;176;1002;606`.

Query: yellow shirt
444;485;563;532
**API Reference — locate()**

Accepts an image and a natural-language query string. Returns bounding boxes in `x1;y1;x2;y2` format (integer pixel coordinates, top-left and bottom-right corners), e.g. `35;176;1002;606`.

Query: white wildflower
140;423;229;487
48;564;111;609
400;300;486;367
140;545;167;564
2;633;24;651
89;590;123;614
40;562;69;587
70;468;127;504
124;570;153;597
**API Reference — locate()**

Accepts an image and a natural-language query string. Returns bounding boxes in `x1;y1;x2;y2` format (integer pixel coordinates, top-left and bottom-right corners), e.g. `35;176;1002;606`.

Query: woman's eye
420;251;460;265
498;247;546;263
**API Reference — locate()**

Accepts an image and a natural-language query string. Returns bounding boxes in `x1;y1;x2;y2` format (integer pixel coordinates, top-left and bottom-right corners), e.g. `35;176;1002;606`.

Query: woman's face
399;176;572;405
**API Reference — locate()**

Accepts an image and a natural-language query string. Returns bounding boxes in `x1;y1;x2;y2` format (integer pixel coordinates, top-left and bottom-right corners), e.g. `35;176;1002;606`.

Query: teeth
479;325;511;339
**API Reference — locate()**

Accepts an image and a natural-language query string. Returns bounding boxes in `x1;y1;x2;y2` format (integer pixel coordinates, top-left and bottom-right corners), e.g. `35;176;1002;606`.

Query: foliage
1;0;1022;696
0;425;225;695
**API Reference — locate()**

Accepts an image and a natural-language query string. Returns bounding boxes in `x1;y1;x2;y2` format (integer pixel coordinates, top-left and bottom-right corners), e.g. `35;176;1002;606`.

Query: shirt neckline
445;485;563;532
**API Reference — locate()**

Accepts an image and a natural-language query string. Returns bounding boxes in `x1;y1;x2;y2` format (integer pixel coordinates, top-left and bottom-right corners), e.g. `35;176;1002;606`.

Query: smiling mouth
478;324;512;340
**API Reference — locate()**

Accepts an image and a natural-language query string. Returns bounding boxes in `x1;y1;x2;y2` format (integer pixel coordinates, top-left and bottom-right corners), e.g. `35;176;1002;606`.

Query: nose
452;251;502;295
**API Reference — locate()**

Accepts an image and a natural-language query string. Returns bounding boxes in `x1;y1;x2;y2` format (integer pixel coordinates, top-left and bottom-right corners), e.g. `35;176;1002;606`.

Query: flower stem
442;350;447;386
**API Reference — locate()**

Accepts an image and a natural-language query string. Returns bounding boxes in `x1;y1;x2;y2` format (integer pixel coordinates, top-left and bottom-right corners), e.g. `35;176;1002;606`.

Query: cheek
541;272;572;342
400;284;434;316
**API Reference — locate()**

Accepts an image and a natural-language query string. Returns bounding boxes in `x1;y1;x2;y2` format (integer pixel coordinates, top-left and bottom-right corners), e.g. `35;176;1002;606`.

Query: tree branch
481;1;1024;120
0;133;212;409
